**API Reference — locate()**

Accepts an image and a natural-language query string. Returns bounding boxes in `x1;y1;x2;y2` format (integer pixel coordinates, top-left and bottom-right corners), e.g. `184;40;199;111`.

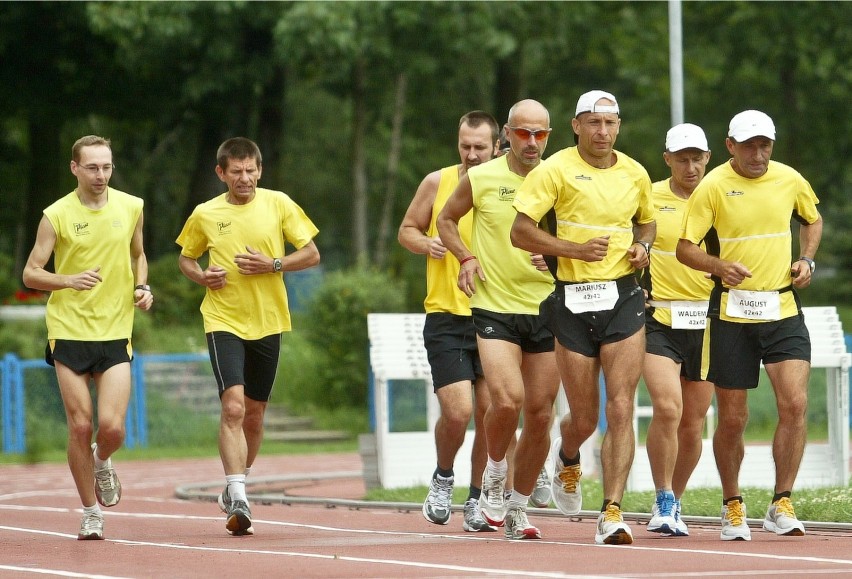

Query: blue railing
1;352;208;454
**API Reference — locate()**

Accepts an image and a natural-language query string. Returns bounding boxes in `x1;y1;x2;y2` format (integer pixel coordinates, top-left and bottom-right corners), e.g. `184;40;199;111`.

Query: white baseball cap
665;123;709;152
575;90;619;117
728;110;776;141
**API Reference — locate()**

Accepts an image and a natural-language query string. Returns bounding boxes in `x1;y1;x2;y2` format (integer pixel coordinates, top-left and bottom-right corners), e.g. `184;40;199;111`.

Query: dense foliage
0;1;848;305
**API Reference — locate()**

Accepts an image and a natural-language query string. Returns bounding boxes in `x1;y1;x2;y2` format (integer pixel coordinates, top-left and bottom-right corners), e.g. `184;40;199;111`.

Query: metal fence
0;352;211;454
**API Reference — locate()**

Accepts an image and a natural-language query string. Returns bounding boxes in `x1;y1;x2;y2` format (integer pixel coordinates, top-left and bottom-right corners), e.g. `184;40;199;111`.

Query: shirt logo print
726;190;744;196
217;221;232;235
498;186;516;201
74;222;90;236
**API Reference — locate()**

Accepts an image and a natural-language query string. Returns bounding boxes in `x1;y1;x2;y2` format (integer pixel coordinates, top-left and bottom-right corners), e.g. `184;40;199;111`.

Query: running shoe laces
557;463;581;493
774;496;796;518
725;499;746;527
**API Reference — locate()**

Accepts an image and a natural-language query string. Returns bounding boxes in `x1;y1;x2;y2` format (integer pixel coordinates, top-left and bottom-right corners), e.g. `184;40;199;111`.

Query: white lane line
0;566;132;579
4;508;852;578
0;525;612;579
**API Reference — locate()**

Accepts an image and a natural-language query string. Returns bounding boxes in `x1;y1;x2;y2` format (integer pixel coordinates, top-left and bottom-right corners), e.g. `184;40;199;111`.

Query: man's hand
134;287;154;311
204;265;228;289
790;260;813;289
457;259;485;297
575;236;609;262
718;261;752;287
426;236;447;260
65;266;102;290
530;253;549;271
627;243;650;269
235;245;272;275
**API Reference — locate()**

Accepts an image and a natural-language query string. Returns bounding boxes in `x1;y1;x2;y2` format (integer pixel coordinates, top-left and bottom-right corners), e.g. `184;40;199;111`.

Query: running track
2;453;852;578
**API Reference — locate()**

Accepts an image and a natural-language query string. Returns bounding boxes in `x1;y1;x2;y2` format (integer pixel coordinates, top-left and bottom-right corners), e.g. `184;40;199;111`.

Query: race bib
725;289;781;321
564;281;618;313
670;300;709;329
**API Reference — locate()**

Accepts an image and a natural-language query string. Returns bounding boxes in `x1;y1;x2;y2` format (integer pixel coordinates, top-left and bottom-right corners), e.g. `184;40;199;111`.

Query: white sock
226;474;247;503
509;490;530;507
83;504;102;516
92;444;109;470
487;457;508;477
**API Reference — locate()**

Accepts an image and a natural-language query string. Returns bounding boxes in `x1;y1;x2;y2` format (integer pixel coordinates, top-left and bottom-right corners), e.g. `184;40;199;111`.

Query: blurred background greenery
0;1;849;462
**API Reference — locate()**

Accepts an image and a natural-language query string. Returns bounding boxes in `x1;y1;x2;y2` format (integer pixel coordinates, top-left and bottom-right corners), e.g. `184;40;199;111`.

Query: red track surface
2;452;852;578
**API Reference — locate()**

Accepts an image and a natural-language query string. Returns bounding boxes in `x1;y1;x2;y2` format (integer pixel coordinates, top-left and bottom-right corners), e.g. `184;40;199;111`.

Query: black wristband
135;284;151;292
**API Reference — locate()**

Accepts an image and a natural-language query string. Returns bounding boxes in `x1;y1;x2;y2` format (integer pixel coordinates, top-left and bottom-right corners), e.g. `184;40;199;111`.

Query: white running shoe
77;511;104;541
422;474;454;525
721;499;751;541
672;499;689;536
529;464;551;508
92;443;121;508
549;438;582;515
647;489;677;535
505;504;541;540
763;497;805;536
595;503;633;545
480;466;507;526
463;498;497;532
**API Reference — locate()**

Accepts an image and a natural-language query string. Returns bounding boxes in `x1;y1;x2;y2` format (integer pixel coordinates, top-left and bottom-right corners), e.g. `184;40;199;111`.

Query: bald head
507;99;550;127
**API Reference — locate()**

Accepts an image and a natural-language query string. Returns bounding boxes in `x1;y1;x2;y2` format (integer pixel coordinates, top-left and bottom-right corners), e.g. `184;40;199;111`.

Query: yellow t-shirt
647;180;713;326
468;156;554;314
176;188;319;339
513;146;654;282
681;160;820;322
424;165;473;315
43;188;143;340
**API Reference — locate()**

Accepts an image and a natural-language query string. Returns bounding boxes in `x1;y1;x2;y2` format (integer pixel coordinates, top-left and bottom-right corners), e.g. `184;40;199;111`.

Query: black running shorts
422;312;482;390
645;316;706;382
46;339;132;374
206;331;281;401
551;276;645;357
471;308;554;353
707;315;811;389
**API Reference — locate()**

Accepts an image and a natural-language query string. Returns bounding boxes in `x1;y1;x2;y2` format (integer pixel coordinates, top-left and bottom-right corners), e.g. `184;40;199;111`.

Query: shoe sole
647;525;675;534
77;532;104;541
421;504;450;525
479;506;506;527
226;512;252;534
596;530;633;545
227;526;255;536
763;523;804;536
463;521;497;532
506;528;541;540
529;493;551;508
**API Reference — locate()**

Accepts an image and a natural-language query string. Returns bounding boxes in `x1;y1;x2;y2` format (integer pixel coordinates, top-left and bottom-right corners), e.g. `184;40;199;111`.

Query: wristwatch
636;241;651;256
799;256;815;273
272;258;283;273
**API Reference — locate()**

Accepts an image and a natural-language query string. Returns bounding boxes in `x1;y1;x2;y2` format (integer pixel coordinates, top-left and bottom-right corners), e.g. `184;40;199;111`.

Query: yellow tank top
43;189;143;340
423;165;473;315
468;156;554;313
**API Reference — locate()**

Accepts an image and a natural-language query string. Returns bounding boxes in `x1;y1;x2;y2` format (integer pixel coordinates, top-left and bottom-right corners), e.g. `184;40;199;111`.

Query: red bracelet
459;255;478;266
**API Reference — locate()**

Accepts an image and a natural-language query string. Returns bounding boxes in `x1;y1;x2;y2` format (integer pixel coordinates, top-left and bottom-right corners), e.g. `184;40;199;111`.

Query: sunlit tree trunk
351;58;369;265
375;71;408;268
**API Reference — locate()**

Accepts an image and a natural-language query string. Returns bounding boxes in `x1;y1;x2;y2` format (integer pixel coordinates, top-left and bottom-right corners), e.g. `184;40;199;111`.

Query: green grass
0;439;358;465
365;477;852;523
